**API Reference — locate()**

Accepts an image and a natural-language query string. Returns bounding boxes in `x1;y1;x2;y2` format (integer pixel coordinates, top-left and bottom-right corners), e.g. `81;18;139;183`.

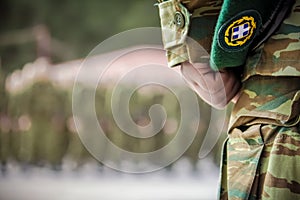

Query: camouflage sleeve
157;0;191;67
157;0;222;67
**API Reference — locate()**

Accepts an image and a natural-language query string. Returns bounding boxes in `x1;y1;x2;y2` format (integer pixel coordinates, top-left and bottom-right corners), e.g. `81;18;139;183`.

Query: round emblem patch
218;10;262;52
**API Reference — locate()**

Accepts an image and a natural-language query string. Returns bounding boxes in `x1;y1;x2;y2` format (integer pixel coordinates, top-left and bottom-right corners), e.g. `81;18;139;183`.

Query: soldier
157;0;300;199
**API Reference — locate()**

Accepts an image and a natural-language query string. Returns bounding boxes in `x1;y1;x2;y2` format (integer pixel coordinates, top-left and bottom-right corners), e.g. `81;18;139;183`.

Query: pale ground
0;157;220;200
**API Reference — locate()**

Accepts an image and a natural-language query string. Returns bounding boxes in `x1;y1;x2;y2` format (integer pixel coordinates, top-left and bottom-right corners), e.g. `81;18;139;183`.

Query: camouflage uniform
157;0;300;199
220;1;300;199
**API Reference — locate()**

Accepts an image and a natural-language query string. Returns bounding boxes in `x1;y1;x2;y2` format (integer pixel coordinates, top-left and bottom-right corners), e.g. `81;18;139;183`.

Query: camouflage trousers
219;117;300;200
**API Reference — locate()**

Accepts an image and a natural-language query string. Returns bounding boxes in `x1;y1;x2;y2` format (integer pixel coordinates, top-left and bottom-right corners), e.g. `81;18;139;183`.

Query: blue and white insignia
231;22;250;41
225;16;256;46
218;10;262;52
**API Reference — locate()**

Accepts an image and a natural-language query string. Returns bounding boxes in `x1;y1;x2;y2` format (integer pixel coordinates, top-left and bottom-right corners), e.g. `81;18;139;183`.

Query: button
174;11;185;28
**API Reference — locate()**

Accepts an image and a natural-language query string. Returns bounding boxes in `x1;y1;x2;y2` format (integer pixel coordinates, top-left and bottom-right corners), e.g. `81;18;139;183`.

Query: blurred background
0;0;232;199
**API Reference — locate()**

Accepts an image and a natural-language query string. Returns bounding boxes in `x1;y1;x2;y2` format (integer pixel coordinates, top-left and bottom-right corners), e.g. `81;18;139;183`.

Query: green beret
210;0;295;70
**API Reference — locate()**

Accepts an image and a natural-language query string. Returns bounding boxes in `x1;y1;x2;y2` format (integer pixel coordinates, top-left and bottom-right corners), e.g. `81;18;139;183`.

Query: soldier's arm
157;0;243;109
180;61;241;109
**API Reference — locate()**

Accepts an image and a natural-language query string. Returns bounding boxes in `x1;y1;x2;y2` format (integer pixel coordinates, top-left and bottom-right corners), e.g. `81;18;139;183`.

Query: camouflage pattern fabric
220;121;300;199
157;0;223;67
188;0;223;53
220;1;300;199
156;0;300;199
157;0;191;67
230;1;300;129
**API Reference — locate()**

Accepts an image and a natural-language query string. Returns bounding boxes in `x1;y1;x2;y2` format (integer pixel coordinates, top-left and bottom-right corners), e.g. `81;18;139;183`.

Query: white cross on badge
231;22;250;41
